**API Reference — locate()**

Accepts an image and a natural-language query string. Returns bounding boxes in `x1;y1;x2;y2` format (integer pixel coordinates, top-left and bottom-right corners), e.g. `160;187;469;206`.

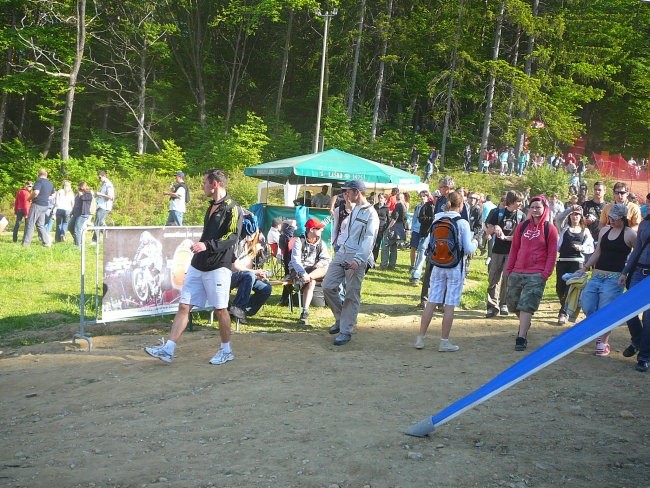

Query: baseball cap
341;179;366;192
305;217;325;230
174;171;185;178
608;203;627;221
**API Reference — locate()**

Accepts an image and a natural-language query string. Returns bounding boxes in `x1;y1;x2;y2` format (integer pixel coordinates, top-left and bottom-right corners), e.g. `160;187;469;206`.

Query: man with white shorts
145;169;242;365
415;192;477;352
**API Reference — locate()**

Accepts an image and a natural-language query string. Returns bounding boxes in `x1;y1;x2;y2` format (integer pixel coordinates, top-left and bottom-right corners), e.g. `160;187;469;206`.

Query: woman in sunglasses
579;203;637;356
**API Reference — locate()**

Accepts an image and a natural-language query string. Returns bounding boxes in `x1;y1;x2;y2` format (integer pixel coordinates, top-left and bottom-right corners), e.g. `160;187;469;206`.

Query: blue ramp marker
404;277;650;437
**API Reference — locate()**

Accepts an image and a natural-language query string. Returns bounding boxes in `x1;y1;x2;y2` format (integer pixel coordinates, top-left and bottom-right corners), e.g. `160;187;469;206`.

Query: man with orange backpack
415;191;477;352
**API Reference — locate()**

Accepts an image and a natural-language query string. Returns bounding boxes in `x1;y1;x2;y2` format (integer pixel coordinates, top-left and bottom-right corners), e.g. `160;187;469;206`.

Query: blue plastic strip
406;276;650;436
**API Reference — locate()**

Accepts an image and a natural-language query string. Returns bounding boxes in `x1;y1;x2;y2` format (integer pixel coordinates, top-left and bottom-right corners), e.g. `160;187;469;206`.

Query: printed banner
102;227;203;321
405;276;650;437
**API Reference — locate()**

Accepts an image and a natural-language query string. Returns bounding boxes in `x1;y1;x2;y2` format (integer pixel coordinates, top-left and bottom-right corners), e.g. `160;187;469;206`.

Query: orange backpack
427;216;463;268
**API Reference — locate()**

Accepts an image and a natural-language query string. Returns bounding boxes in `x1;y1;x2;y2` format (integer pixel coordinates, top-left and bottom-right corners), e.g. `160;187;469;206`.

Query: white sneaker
229;306;246;321
438;340;460;352
144;340;173;363
209;349;234;365
415;335;425;349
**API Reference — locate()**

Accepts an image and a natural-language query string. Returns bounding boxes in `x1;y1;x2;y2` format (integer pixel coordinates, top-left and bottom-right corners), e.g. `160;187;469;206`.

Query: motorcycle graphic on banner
101;227;202;321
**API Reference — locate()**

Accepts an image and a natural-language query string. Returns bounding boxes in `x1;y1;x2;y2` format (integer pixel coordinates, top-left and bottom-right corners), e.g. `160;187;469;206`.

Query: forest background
0;0;649;218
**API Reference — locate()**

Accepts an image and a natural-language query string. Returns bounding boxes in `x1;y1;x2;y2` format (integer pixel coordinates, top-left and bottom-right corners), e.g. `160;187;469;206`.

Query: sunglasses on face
614;191;627;195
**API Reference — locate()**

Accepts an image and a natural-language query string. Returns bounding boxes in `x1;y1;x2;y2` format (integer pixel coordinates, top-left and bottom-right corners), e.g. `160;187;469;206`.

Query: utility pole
313;8;337;153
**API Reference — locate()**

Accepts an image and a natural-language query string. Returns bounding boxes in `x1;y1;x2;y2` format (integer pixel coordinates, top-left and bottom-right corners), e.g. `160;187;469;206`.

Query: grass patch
0;227;560;343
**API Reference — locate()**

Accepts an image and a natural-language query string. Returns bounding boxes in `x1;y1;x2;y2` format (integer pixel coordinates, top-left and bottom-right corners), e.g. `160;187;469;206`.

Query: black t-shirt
33;178;55;206
374;203;390;230
582;200;605;241
391;202;406;223
486;206;524;254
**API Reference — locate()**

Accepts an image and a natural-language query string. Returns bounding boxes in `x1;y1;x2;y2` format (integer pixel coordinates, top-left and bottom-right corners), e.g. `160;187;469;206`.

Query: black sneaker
328;324;340;335
299;310;309;325
635;361;648;372
515;336;527;351
622;344;638;358
485;308;498;318
499;306;509;316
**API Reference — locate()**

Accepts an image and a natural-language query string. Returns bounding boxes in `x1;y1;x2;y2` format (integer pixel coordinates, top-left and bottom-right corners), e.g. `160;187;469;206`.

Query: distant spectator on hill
92;170;115;244
12;181;32;243
164;172;188;226
70;181;94;247
54;180;75;242
22;169;54;247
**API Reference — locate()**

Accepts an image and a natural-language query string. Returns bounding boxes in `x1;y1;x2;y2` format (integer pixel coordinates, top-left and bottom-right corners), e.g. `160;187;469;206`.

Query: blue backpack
240;208;258;238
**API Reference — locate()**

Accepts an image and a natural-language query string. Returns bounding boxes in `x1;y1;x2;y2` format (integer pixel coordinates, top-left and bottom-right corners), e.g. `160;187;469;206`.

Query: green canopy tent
245;149;426;238
244;148;422;186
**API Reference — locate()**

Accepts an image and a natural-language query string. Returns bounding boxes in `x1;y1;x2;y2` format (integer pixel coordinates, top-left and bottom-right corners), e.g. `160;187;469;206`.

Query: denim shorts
579;272;624;317
506;272;545;313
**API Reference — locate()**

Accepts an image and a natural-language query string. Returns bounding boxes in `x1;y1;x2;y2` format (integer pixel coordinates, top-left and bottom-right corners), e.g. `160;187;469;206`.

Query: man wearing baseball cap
289;217;331;325
322;179;379;345
164;171;188;226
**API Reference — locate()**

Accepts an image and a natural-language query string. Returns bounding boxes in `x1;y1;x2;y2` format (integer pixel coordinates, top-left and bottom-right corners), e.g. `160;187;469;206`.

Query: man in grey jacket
322;179;379;345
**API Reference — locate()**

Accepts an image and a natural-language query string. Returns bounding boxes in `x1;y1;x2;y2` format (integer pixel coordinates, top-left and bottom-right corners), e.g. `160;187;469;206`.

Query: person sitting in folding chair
229;229;273;324
289;218;331;325
279;219;297;306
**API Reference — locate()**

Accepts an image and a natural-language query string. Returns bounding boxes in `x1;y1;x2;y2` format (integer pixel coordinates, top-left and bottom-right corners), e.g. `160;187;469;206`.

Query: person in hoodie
415;192;477;352
506;195;559;351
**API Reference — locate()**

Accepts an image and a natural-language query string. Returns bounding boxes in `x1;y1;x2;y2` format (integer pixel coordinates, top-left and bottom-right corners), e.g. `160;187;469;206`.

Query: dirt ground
1;300;648;488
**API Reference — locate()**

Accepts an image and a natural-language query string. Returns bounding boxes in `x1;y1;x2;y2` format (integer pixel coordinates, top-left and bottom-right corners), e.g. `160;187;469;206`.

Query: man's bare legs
168;303;192;342
441;305;455;340
214;308;231;344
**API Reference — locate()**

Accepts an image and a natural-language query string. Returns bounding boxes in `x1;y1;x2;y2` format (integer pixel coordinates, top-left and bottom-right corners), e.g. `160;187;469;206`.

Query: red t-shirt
14;188;31;214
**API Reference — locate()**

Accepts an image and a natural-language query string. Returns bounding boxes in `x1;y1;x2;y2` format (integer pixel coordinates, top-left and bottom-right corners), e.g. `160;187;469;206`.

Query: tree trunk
371;0;393;143
478;0;505;161
440;0;465;170
136;40;147;155
60;0;87;161
225;27;249;133
515;0;539;157
145;71;157;154
17;95;26;139
0;12;15;144
505;27;521;127
41;125;55;159
275;9;294;128
346;0;366;118
0;90;7;144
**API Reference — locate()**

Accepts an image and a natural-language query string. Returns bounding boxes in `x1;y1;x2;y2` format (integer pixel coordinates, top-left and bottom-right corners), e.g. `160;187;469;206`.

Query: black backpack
175;182;190;203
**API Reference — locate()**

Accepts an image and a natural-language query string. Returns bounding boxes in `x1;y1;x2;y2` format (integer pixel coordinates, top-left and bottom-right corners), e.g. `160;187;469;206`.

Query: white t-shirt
55;189;75;212
267;227;280;246
169;185;186;213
